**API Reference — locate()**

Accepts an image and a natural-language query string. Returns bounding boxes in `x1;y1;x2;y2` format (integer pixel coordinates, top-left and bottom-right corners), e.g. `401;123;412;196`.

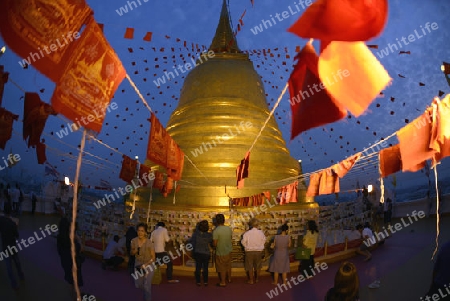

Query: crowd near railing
12;193;450;268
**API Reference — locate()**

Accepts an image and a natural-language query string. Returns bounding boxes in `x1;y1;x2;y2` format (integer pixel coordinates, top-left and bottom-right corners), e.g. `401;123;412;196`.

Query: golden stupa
146;0;308;208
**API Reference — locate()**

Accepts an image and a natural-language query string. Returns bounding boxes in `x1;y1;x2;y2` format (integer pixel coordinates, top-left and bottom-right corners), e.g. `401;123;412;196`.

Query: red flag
288;44;346;139
162;176;174;197
139;164;152;184
0;0;92;82
332;152;362;178
0;66;9;106
236;151;250;189
0;108;18;150
397;110;435;172
124;28;134;39
167;148;184;181
146;113;168;167
379;145;402;178
318;42;391;117
278;187;287;205
166;135;180;171
36;142;47;164
143;32;152;42
280;181;298;204
51;18;125;133
240;9;247;19
153;171;164;189
287;0;388;42
119;155;137;183
23;92;56;148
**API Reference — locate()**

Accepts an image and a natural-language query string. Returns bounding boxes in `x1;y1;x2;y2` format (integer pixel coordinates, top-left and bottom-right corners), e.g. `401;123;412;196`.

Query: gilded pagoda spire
209;0;241;53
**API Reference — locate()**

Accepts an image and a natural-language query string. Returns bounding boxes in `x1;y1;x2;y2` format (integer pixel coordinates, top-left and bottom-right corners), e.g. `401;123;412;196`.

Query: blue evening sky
0;0;449;200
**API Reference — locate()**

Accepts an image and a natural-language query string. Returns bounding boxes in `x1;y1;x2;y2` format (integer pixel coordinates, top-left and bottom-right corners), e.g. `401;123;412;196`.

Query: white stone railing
393;194;450;218
18;195;69;215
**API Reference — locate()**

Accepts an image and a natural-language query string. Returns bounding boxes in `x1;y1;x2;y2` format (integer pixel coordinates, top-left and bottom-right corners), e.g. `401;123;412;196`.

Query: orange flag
147;113;168;167
332;152;362;178
287;0;387;42
379;145;402;178
430;95;450;165
397;110;435;172
319;169;340;195
318;42;391;117
51;18;125;133
288;44;346;139
0;0;92;82
306;172;322;197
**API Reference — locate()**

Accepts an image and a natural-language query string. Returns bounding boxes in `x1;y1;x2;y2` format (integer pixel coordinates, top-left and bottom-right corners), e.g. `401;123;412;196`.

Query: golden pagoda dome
156;0;303;207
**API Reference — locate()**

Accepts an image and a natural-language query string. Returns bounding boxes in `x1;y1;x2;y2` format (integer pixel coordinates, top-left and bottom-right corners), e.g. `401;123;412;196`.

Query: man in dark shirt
424;240;450;300
0;204;25;289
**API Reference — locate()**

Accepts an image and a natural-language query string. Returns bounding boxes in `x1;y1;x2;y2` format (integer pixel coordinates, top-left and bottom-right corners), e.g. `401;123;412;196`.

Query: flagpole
70;129;86;301
146;186;152;225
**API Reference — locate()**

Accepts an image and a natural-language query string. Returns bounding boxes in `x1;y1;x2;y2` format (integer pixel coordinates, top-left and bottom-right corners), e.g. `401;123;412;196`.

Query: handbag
152;266;162;285
295;247;311;260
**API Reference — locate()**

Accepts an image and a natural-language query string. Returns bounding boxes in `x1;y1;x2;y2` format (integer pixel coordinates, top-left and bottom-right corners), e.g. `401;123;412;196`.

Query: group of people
189;214;320;288
0;203;24;290
0;203;447;301
0;183;26;216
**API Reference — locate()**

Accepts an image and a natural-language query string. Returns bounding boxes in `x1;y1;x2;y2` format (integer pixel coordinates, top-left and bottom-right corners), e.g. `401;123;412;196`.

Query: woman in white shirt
299;220;319;277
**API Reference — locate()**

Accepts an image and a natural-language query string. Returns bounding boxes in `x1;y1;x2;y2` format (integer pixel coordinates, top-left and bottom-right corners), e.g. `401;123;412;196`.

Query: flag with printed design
51;18;126;133
0;0;92;82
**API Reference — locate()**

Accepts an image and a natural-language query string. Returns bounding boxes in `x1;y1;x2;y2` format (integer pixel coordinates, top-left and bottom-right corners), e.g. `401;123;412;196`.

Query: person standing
131;223;156;301
56;217;84;297
126;226;138;275
384;198;393;227
0;204;25;290
213;213;233;287
241;218;266;284
299;220;319;277
4;184;11;209
150;221;179;283
191;220;213;286
17;185;23;216
0;183;5;212
102;235;125;271
268;223;291;285
31;191;37;215
8;184;19;216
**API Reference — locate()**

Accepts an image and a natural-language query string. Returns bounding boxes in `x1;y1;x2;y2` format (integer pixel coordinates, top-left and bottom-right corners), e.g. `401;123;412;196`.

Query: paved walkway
0;213;448;301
